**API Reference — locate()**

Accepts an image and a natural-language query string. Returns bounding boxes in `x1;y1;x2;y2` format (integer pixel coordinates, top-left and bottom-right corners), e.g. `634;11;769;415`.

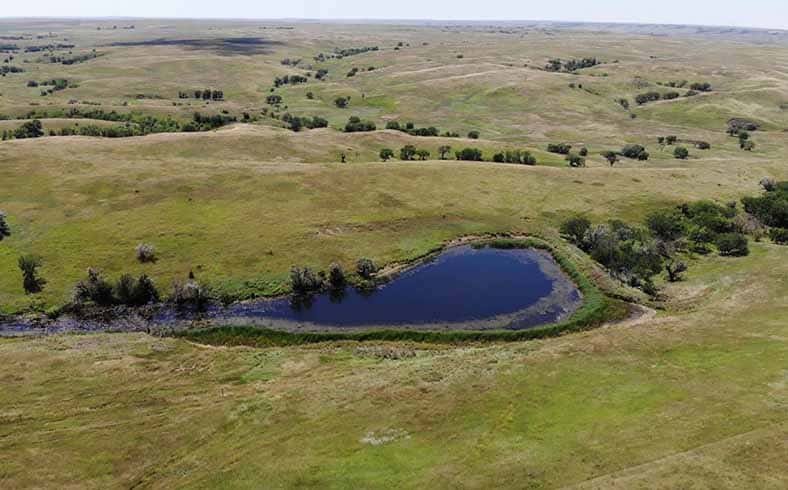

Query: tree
547;143;572;155
646;209;686;241
566;152;586;167
579;147;588;157
135;243;156;263
455;148;483;161
560;216;591;245
334;96;349;108
621;144;649;160
438;145;452;160
266;94;282;105
416;149;431;160
385;121;400;130
18;255;45;294
740;140;755;151
0;211;10;240
602;151;619;166
467;130;480;139
716;233;749;256
379;148;394;161
328;263;346;289
14;119;44;139
400;145;417;161
306;91;314;99
493;152;505;163
665;135;677;145
356;258;378;279
673;146;689;159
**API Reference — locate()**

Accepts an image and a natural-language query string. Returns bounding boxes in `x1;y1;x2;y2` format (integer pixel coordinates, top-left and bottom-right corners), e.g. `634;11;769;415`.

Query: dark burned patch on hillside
109;37;282;55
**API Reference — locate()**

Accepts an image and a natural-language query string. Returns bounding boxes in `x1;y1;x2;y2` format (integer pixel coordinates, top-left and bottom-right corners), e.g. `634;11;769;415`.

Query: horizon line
0;16;785;32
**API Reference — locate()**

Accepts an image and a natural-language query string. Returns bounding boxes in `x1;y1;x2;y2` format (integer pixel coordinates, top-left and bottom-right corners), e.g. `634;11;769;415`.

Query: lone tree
438;145;452;160
602;151;619;166
673;146;689;159
356;258;378;280
379;148;394;161
399;145;417;161
334;96;349;108
467;130;480;139
18;255;45;294
0;210;10;240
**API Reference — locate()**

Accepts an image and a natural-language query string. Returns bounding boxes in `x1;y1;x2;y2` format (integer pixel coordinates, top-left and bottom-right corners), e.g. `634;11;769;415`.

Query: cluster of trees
48;51;99;65
545;57;600;72
291;258;378;297
72;268;159;307
266;94;283;105
743;179;788;244
492;149;536;165
178;89;224;101
736;131;755;151
560;194;766;293
344;116;376;132
281;113;328;132
0;65;24;75
315;69;329;80
280;58;301;66
3;112;237;140
273;74;308;88
35;78;71;96
382;145;431;161
620;144;650;161
24;43;75;53
333;46;379;58
547;143;572;155
727;118;759;135
635;88;701;105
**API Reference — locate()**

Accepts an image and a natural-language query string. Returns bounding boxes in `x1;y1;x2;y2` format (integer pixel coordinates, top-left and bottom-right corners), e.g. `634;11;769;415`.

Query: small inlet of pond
1;245;583;336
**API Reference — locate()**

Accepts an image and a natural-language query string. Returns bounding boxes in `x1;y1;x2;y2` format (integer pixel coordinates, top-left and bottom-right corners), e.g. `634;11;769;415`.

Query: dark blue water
210;245;581;329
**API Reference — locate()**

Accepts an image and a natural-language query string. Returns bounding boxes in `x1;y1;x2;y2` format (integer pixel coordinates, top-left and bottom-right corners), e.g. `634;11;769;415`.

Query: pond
0;245;583;336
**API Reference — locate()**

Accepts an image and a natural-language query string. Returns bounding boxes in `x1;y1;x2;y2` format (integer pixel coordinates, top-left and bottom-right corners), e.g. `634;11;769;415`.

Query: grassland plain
0;18;787;488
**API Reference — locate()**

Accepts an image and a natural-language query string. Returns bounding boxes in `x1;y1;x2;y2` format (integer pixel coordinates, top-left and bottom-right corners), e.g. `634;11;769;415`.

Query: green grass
0;19;787;488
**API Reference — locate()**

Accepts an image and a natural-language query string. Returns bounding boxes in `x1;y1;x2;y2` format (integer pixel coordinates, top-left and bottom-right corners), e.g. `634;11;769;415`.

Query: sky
2;0;786;30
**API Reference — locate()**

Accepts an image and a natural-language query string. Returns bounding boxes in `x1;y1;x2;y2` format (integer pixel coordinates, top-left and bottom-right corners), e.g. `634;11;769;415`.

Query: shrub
73;268;114;306
602;151;618;166
455;148;483;161
566;152;586;167
673;146;689;159
769;228;788;245
379;148;394;161
290;267;323;295
716;233;749;256
344;116;376;132
740;140;755;151
115;274;160;306
635;92;661;105
18;255;45;294
385;121;400;130
662;91;680;100
467;130;480;139
689;82;712;92
646;209;686;241
547;143;572;155
356;258;378;279
135;243;156;263
621;144;649;160
328;263;346;289
560;216;591;245
334;96;349;108
171;279;211;310
0;210;9;240
399;145;417;161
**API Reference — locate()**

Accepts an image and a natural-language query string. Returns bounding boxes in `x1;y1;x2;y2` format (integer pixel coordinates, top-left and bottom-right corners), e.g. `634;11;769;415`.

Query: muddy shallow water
1;245;583;336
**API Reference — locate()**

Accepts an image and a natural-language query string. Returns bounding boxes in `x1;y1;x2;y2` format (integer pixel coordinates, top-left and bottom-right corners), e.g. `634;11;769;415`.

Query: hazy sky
2;0;786;30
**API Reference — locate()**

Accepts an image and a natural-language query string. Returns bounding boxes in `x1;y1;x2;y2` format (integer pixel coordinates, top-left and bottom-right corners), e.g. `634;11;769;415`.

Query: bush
379;148;394;161
334;96;349;108
467;130;480;139
560;216;591;245
455;148;483;161
621;144;649;160
73;268;115;306
399;145;417;161
356;258;378;279
344;116;376;132
547;143;572;155
0;210;10;240
18;255;45;294
635;92;661;105
171;279;211;310
328;263;346;289
716;233;749;256
769;228;788;245
114;273;159;306
673;146;689;159
566;152;586;167
290;267;323;295
135;243;156;263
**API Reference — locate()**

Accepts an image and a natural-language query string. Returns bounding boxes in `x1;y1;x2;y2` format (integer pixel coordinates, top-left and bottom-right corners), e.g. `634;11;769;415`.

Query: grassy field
0;18;786;488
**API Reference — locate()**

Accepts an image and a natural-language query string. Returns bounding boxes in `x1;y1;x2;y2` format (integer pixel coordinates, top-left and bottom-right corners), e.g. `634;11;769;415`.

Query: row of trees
273;74;308;88
178;89;224;101
282;113;328;132
545;57;600;72
344;116;376;132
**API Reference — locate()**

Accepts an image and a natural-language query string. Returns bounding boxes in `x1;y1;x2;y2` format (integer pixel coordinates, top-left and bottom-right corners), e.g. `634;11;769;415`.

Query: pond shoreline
0;235;622;339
